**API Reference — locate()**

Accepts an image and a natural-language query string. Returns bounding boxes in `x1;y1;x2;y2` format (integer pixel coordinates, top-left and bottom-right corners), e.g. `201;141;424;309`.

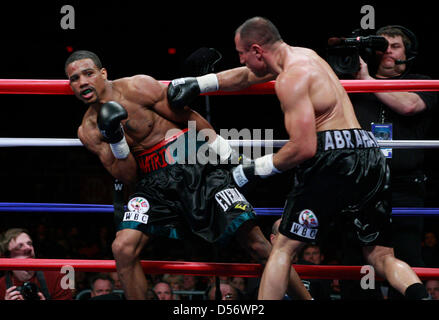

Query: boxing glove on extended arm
97;101;130;159
167;74;219;109
209;134;232;163
232;154;282;188
209;134;251;166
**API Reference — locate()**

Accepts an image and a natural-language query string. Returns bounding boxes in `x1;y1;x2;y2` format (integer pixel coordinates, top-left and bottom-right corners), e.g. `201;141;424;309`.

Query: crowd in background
1;214;438;300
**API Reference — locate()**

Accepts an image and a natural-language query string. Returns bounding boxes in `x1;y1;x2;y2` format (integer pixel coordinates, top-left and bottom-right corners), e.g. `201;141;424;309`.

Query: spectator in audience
208;282;240;300
422;231;439;267
300;243;325;265
0;228;73;300
180;275;205;300
153;281;173;300
163;274;184;300
90;273;114;298
425;279;439;300
109;271;123;291
296;244;332;300
230;276;247;296
349;25;437;300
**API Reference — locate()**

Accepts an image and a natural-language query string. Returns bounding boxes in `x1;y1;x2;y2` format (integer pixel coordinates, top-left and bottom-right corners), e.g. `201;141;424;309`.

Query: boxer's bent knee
112;229;147;262
363;245;394;265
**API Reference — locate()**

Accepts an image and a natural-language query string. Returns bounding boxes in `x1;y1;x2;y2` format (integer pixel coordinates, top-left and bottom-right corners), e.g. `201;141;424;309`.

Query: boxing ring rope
0;258;438;280
0;202;438;217
1;138;439;149
1;79;438;281
1;79;439;95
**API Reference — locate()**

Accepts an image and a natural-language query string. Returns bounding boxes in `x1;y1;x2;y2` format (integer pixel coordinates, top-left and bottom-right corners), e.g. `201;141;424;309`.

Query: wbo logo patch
298;209;318;228
127;197;150;214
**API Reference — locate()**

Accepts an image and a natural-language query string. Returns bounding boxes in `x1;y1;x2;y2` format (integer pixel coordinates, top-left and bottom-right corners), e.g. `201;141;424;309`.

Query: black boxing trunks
279;129;392;247
116;129;256;245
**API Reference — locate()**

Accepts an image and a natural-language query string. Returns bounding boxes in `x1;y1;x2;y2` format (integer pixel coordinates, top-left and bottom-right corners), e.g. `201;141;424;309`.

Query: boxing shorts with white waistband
279;128;392;247
116;128;256;245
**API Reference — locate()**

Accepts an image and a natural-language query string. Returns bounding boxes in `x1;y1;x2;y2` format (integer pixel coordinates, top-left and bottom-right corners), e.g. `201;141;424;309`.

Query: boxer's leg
258;233;305;300
112;228;149;300
363;245;428;299
236;221;311;300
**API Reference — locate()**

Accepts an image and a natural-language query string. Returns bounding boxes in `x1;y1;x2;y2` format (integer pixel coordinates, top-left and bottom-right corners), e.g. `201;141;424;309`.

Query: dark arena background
0;1;438;302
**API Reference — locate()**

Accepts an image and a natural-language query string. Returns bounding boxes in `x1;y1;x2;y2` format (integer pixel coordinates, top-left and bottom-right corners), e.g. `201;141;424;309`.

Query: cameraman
347;26;438;298
0;228;73;300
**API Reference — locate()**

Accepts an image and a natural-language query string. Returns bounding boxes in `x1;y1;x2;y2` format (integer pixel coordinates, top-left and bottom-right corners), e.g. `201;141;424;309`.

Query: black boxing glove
97;101;130;159
232;154;282;188
167;74;219;109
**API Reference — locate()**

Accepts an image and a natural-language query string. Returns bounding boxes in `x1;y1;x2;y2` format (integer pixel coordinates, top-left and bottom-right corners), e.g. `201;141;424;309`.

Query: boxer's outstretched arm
154;84;215;132
167;67;275;109
217;66;276;91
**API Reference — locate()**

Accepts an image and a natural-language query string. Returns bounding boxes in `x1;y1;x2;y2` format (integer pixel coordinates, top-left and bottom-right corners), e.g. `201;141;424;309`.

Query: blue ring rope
0;202;437;216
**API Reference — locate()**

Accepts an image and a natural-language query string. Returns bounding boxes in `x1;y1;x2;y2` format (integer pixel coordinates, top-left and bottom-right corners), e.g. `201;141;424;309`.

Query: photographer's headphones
377;25;418;64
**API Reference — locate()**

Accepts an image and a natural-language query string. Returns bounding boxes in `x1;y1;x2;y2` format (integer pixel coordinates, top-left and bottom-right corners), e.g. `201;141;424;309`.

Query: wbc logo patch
298;209;319;228
289;209;319;240
123;197;150;224
128;197;150;214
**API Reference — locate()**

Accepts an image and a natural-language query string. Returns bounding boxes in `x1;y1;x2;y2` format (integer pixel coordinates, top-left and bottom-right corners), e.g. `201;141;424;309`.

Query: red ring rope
0;79;438;95
0;258;438;280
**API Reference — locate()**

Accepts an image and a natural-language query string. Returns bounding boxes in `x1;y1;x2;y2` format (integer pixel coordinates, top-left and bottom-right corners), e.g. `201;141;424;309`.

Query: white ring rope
0;138;438;148
0;138;83;147
231;139;439;149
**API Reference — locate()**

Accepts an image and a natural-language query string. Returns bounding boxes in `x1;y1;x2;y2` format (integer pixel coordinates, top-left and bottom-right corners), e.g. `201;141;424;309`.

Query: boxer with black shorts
64;50;274;300
168;17;429;300
280;129;392;246
121;128;255;245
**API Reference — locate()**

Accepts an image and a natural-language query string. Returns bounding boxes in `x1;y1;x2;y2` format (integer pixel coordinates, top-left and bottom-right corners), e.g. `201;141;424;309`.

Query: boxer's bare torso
66;58;213;183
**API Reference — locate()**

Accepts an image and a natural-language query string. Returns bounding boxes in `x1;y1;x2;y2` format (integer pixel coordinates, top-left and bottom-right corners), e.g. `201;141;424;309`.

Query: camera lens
20;282;40;300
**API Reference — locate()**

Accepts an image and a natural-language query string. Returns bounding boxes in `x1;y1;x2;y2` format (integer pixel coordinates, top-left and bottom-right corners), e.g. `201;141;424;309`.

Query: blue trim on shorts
216;211;256;246
117;221;182;240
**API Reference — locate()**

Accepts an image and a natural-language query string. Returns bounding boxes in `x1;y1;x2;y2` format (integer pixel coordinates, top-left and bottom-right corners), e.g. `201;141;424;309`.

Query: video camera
326;30;389;78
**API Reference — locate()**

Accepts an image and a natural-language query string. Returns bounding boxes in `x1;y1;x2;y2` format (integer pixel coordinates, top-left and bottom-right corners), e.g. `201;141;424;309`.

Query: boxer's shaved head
235;17;282;50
